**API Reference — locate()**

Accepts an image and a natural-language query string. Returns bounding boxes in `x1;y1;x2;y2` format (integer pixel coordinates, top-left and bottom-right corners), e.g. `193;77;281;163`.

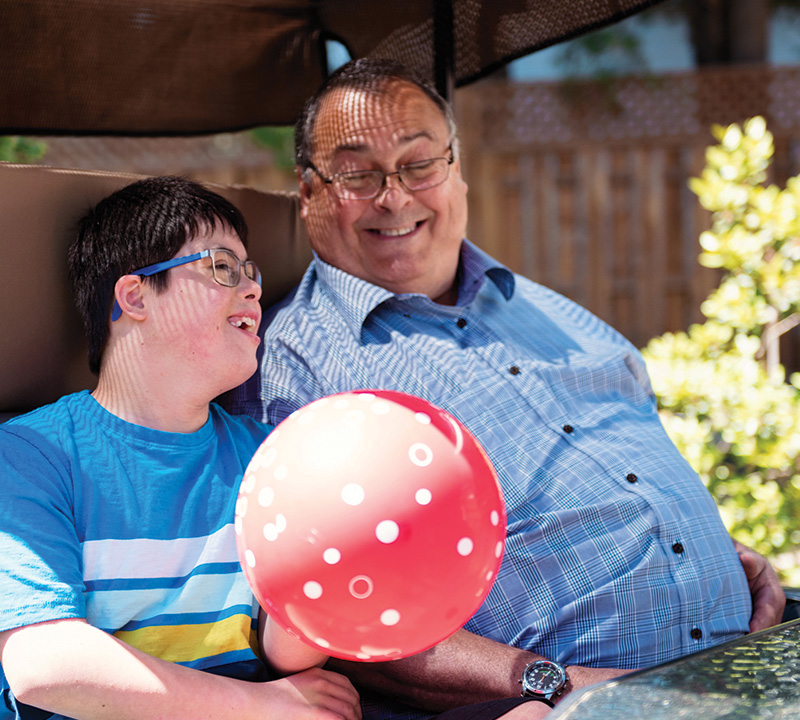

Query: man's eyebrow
333;130;435;156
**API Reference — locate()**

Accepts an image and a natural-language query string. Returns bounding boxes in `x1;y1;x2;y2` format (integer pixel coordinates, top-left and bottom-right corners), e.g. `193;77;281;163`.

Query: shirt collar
312;240;515;337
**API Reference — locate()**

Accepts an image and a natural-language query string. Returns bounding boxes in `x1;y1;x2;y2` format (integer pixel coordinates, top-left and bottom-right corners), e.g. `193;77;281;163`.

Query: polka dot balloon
235;389;506;662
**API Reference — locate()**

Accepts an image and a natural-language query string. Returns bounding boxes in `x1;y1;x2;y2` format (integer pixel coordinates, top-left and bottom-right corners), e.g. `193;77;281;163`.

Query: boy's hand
275;667;362;720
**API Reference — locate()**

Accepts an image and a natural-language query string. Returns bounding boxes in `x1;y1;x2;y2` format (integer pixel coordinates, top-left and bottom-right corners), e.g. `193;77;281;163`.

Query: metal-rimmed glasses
306;145;455;200
111;247;261;321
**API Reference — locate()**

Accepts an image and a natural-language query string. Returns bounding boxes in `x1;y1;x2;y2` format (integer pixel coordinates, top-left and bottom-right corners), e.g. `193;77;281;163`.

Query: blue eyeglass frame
110;249;261;322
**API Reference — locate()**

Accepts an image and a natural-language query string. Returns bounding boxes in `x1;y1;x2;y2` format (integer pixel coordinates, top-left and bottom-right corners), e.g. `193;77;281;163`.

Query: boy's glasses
111;247;261;321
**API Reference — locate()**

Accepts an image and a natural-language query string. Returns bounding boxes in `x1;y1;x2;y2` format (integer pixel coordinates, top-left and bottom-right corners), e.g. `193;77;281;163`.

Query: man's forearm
325;629;628;712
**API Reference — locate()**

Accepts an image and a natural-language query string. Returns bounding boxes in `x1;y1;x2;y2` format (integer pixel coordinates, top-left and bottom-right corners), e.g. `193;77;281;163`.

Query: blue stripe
85;561;242;592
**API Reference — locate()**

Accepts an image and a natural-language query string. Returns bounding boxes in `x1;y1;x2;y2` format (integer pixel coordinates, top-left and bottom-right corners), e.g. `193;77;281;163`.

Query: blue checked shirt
232;240;751;720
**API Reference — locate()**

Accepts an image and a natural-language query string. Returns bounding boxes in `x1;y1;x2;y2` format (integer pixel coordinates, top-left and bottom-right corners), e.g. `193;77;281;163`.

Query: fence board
456;67;800;371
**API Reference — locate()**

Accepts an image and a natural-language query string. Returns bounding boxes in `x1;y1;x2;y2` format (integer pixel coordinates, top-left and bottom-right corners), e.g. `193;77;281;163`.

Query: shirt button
563;425;574;434
456;318;467;329
626;473;638;483
691;628;703;640
672;542;684;554
509;365;521;375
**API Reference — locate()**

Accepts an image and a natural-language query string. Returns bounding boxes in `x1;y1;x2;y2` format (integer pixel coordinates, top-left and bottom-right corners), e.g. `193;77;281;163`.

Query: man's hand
272;668;362;720
734;540;786;632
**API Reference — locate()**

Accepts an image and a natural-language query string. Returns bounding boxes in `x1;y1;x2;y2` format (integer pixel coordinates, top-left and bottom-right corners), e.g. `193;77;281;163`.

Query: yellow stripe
114;614;257;663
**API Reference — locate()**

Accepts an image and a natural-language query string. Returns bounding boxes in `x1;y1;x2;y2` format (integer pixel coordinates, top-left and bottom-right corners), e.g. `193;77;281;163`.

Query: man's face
147;227;262;396
299;81;468;303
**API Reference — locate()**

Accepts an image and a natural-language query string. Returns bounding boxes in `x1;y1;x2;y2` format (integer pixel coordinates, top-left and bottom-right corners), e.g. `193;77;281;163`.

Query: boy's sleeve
0;428;85;633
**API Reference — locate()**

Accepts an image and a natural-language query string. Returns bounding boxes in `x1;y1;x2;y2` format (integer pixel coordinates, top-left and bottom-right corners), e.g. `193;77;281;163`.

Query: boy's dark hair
68;175;249;375
294;57;458;174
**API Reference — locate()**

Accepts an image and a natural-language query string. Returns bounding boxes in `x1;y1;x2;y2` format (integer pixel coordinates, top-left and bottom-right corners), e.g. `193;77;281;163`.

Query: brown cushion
0;163;310;414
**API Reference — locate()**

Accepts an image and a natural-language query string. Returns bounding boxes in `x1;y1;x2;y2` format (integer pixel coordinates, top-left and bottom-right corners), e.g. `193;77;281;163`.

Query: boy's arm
0;618;360;720
258;609;333;676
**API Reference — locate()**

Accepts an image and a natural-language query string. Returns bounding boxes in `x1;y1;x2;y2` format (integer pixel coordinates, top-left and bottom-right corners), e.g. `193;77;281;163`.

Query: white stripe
82;524;239;581
85;571;257;630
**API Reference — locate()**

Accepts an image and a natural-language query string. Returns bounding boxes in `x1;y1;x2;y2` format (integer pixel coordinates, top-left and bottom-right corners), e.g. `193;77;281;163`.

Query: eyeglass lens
335;157;450;199
209;248;261;287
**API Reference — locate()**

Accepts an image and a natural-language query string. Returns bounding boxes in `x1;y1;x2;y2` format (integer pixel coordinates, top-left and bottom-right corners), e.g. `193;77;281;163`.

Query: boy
0;176;359;720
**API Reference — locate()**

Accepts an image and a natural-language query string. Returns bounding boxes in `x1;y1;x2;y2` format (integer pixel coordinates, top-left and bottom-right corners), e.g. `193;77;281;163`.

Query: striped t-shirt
0;391;272;719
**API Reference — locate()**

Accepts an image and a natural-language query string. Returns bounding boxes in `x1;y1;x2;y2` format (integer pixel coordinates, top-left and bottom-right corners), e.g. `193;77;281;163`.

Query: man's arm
734;540;786;632
326;629;627;712
0;618;360;720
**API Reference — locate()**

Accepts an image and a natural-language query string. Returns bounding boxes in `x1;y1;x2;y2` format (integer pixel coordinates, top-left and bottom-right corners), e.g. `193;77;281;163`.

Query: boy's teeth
231;317;256;329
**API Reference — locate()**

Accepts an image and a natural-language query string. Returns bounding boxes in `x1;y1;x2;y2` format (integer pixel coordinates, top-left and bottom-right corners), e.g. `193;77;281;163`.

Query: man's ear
297;168;312;219
113;275;147;322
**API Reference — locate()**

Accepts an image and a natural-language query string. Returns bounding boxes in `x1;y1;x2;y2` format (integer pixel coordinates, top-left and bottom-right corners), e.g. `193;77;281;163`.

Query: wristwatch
518;659;569;706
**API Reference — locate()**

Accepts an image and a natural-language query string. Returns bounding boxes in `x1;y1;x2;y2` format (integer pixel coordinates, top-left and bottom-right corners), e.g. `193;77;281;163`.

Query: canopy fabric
2;0;665;136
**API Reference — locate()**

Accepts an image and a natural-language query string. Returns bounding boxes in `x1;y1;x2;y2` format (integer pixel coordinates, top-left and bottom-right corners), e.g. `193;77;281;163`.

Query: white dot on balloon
371;400;391;415
258;487;274;507
245;549;256;567
334;397;350;410
415;412;432;425
235;496;248;517
415;488;432;505
376;520;400;544
409;443;433;467
457;537;474;556
323;548;341;565
259;447;278;468
356;652;370;660
298;411;315;426
380;609;401;626
495;541;504;558
314;637;331;649
263;523;279;541
490;510;500;526
358;393;376;402
264;430;278;446
274;465;288;481
242;473;256;493
303;581;323;599
275;513;287;533
349;575;374;599
341;483;365;506
234;516;242;535
486;570;494;581
343;410;365;425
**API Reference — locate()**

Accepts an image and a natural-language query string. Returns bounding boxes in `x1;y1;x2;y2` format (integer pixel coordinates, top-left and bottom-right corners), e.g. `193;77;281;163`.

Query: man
0;177;361;720
232;59;786;719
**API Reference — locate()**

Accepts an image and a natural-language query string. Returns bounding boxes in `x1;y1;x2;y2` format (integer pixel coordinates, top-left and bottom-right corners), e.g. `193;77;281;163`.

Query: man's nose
374;172;412;207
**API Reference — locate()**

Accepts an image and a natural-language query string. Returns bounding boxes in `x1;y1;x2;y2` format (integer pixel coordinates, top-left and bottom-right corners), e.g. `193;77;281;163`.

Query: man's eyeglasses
306;146;455;200
111;247;261;321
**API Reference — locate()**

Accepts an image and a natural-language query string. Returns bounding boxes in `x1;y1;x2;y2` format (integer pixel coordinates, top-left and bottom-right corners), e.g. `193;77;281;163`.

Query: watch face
523;660;567;697
528;664;563;692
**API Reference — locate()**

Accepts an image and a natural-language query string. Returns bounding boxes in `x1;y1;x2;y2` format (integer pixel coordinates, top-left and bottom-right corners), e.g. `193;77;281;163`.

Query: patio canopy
2;0;665;136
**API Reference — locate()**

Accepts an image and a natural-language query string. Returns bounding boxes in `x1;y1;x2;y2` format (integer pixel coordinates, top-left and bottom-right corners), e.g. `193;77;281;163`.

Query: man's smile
366;220;425;238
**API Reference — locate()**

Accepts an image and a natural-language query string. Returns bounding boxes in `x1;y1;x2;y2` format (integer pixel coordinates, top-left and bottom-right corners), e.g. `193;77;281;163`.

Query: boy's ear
113;275;147;322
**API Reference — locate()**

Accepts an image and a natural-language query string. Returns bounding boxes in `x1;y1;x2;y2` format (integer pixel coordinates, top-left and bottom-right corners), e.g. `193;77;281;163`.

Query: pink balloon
235;390;506;662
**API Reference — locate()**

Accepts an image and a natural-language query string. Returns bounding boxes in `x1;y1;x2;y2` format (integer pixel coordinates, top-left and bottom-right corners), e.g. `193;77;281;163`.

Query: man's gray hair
295;57;459;179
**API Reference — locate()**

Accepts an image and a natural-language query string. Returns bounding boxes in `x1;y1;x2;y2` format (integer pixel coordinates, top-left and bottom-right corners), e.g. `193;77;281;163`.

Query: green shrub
642;117;800;584
0;136;47;163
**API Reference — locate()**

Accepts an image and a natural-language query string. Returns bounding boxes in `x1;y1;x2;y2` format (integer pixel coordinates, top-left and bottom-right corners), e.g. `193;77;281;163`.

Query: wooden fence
455;65;800;371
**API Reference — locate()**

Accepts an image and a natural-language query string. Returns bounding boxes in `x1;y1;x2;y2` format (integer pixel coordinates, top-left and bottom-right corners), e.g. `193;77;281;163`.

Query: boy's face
146;226;262;398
